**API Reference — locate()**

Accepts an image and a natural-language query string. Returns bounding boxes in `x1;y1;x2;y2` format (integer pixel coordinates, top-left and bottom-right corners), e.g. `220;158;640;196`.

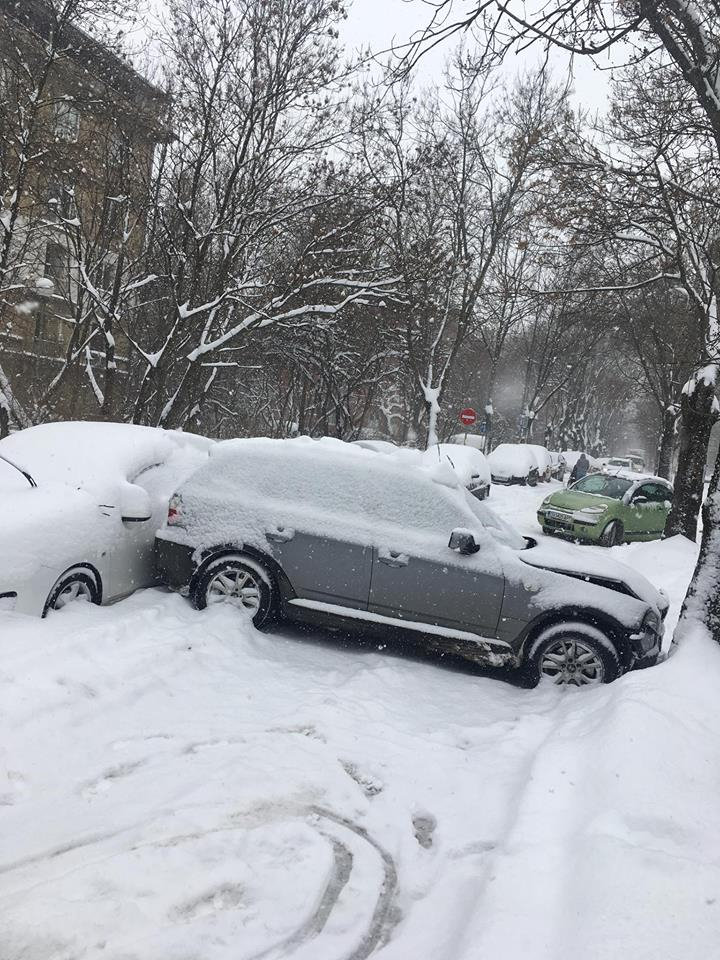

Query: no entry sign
459;407;477;426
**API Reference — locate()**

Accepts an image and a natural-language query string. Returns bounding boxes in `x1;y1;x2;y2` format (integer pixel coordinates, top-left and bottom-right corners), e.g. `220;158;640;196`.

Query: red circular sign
459;407;477;426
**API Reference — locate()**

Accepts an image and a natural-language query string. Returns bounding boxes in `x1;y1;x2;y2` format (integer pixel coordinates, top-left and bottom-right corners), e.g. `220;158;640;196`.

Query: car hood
543;490;619;512
519;540;667;612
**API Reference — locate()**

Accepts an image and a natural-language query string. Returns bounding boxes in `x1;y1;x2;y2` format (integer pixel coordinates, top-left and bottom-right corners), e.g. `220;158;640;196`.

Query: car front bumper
537;509;606;542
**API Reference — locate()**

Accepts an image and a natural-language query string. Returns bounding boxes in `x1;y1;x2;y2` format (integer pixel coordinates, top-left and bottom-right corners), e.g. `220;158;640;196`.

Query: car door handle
378;548;409;568
266;526;295;543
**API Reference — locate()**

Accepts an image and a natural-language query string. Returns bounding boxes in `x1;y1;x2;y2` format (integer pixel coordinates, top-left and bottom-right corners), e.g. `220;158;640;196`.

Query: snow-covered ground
3;481;720;960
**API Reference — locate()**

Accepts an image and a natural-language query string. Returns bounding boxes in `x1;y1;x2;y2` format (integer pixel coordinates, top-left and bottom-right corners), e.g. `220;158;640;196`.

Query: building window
46;181;75;219
52;99;80;142
44;241;69;287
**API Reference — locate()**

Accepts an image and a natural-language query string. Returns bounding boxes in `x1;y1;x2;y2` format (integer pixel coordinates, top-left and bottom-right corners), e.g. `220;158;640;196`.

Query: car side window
643;483;672;504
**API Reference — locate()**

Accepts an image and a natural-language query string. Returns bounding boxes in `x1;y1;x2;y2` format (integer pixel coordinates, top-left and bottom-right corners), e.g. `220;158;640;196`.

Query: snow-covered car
488;443;540;486
355;438;490;499
549;451;567;480
156;436;666;686
0;422;212;616
526;444;553;482
606;456;644;473
428;443;490;499
447;432;485;451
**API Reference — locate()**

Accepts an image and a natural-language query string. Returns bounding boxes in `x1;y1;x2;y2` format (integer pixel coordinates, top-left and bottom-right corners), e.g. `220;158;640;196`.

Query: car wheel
599;520;623;547
527;473;538;487
524;621;621;687
193;556;274;628
43;569;100;617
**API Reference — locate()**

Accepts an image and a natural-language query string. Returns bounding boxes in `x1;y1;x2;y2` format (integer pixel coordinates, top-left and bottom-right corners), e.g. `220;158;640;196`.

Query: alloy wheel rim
54;580;93;610
207;569;261;615
539;638;604;685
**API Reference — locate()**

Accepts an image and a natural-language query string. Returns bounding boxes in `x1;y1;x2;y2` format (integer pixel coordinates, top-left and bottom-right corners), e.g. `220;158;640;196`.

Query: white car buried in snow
428;443;491;499
0;421;212;616
488;443;540;486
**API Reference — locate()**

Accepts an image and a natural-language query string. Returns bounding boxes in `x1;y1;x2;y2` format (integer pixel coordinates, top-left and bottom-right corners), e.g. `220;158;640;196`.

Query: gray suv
155;437;667;686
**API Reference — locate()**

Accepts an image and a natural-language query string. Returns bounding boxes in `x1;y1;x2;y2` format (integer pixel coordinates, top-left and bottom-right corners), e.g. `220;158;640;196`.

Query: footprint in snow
80;760;146;799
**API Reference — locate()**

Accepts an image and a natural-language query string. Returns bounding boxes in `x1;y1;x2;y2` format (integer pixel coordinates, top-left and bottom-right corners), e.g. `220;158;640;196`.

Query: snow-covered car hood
519;540;667;612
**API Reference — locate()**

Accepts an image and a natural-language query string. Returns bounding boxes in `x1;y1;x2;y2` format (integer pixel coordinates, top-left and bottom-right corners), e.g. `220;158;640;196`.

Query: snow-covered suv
155;437;667;686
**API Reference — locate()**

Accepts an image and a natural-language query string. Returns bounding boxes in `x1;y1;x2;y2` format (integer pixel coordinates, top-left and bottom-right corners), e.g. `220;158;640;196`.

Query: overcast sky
340;0;614;114
134;0;614;116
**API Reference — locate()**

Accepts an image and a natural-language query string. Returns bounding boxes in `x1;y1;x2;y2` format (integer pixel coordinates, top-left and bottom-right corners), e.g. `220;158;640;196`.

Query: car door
260;457;373;610
367;485;504;638
265;526;373;610
641;482;672;535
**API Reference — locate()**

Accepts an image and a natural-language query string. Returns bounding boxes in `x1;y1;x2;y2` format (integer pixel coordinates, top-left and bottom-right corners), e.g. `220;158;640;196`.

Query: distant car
606;456;644;473
537;472;673;546
549;451;567;480
428;443;491;499
447;432;486;451
526;444;553;482
488;443;539;486
353;438;491;500
156;436;667;686
0;422;212;616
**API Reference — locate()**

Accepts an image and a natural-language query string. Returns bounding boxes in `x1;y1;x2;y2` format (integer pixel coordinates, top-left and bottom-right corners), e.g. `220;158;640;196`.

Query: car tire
192;556;275;628
523;621;621;687
43;568;100;617
599;520;623;547
528;473;538;487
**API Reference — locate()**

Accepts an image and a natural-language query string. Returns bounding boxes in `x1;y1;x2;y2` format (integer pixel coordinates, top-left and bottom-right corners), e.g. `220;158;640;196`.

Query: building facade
0;0;168;425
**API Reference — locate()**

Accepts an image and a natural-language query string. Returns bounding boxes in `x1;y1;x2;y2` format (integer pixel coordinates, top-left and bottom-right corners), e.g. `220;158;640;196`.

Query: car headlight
572;506;608;524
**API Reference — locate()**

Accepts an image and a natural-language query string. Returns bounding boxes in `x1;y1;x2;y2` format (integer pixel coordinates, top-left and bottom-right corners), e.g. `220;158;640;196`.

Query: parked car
155;436;667;686
0;422;212;616
488;443;539;486
549;451;567;480
428;443;491;499
526;444;554;482
447;432;485;451
537;472;673;546
606;455;645;473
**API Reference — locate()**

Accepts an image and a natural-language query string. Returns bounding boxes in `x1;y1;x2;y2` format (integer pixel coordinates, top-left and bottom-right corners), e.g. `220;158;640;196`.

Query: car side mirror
448;529;480;554
632;495;648;505
119;484;152;523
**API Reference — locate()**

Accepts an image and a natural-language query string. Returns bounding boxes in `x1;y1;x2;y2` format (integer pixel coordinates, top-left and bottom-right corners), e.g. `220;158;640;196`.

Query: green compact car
537;473;673;546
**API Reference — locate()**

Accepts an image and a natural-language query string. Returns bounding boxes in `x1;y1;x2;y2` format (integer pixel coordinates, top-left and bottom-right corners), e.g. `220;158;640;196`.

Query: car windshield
572;474;632;499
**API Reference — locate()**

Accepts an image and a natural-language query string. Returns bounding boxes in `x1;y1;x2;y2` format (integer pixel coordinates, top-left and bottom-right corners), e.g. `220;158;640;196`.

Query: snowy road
3;483;720;960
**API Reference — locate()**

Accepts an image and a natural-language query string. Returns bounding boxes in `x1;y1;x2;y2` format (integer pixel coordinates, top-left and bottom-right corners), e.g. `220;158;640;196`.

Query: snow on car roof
602;467;672;486
0;422;213;494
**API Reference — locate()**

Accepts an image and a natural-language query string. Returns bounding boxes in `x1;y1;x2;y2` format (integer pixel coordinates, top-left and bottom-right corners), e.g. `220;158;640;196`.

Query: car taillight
167;493;183;526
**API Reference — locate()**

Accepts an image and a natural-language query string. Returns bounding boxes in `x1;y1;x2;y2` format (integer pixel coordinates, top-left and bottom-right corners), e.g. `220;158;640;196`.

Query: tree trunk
664;381;716;540
655;406;677;480
677;443;720;643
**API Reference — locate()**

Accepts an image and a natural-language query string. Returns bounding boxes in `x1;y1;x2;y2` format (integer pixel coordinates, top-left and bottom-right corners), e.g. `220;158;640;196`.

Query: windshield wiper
0;453;37;488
